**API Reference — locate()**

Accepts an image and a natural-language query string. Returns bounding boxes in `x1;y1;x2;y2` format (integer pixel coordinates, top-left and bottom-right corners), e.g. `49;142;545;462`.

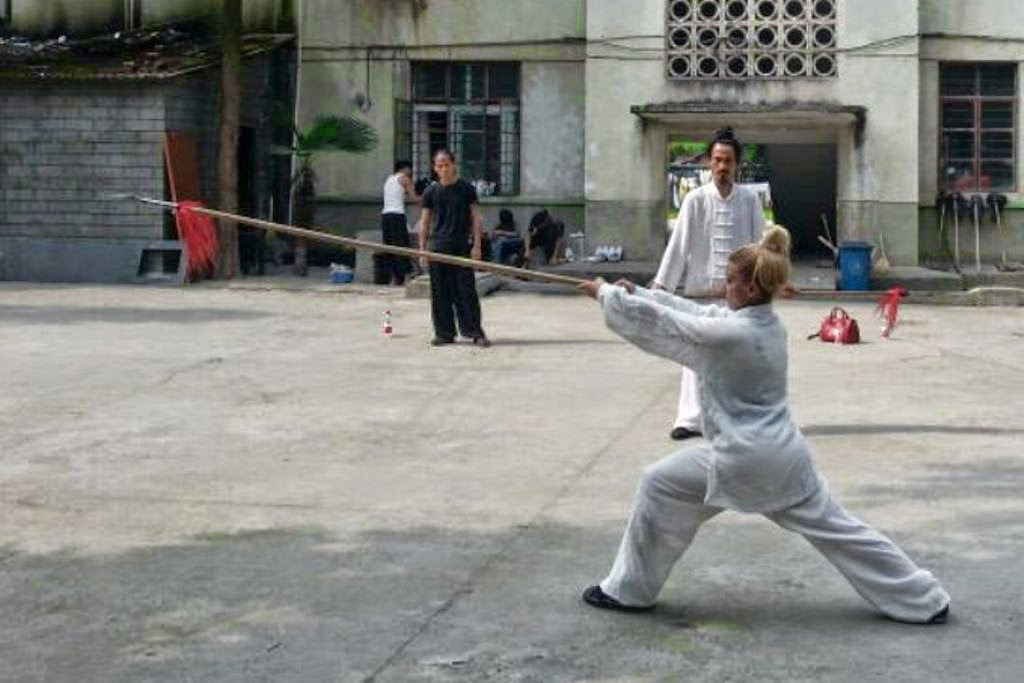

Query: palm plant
275;106;378;275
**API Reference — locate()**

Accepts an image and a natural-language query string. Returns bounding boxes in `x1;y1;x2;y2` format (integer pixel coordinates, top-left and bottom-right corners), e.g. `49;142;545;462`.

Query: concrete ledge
0;237;185;285
793;288;1024;307
870;266;963;292
962;270;1024;290
404;272;502;299
534;259;658;284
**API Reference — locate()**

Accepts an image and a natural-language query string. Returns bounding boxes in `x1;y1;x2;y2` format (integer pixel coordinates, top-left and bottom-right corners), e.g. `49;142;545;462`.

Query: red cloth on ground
876;287;908;338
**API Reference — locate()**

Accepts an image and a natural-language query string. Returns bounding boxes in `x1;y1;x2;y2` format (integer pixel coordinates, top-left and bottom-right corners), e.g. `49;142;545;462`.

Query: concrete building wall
520;62;586;199
583;0;924;262
918;40;1024;206
143;0;292;32
10;0;122;36
300;0;585;47
298;0;587;241
920;1;1024;38
918;204;1024;267
9;0;290;36
917;1;1024;265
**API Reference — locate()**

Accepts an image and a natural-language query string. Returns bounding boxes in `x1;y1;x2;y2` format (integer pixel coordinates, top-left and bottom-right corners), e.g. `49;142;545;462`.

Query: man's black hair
432;147;456;163
708;126;742;161
394;160;412;173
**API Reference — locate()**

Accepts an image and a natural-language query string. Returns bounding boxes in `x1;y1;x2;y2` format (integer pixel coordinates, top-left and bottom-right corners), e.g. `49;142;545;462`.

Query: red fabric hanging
176;201;219;280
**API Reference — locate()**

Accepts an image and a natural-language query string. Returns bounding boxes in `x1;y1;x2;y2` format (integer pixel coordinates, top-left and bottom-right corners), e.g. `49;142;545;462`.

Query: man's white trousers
673;367;701;431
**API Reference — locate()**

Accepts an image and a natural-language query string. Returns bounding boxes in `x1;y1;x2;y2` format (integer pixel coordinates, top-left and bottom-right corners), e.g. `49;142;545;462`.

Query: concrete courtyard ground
1;282;1022;682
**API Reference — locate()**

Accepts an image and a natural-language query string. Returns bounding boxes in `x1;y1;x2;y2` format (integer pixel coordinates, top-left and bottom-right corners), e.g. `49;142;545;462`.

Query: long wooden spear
116;195;588;287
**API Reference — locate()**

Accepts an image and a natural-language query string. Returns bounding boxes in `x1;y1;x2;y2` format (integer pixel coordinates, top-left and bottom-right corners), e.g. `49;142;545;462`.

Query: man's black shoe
430;337;455;346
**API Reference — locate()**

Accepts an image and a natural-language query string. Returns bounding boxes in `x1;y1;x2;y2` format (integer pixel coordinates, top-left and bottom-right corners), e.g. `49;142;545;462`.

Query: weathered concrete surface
0;283;1022;682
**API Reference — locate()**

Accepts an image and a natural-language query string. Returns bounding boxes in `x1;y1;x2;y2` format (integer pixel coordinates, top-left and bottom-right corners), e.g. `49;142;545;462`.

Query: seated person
490;209;525;265
526;210;566;266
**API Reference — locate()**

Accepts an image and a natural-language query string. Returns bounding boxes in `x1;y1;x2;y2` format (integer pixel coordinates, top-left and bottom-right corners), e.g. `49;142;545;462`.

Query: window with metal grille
397;62;521;196
940;63;1017;193
665;0;837;80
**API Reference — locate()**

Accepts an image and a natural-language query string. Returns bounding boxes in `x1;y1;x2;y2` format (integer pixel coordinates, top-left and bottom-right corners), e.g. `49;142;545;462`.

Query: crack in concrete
157;357;225;386
6;493;324;511
360;376;674;682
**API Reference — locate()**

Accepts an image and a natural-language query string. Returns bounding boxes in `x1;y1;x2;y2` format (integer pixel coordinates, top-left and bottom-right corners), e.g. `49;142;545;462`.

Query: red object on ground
817;307;861;344
177;201;219;280
876;287;908;338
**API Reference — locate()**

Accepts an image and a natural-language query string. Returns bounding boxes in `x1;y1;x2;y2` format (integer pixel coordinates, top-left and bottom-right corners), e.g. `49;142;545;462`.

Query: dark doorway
237;126;265;274
762;144;837;258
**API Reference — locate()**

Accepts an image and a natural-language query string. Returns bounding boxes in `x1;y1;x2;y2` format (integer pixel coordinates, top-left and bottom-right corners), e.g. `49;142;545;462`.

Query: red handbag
810;307;860;344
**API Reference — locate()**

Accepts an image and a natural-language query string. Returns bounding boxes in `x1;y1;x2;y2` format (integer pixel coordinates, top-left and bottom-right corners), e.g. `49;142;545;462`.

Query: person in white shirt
653;128;764;441
380;160;421;285
576;227;950;624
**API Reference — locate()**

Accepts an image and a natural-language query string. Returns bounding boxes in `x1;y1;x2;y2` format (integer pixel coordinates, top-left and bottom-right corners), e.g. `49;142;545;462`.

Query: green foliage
297;116;378;157
271;102;378;166
668;140;708;159
668;140;765;163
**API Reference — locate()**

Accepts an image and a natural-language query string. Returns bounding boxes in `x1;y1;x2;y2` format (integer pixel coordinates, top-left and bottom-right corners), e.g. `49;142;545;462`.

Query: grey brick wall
0;83;166;241
0;53;287;281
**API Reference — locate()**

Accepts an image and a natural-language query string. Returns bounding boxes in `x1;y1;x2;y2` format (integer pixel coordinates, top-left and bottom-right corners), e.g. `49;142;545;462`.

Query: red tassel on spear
876;286;908;338
176;201;219;281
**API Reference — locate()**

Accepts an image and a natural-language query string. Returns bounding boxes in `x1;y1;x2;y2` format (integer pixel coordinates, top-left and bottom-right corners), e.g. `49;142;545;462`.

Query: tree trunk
215;0;242;279
291;166;316;276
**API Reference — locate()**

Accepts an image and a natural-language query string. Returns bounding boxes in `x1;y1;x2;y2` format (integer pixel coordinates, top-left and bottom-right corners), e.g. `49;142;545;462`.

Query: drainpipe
289;0;304;225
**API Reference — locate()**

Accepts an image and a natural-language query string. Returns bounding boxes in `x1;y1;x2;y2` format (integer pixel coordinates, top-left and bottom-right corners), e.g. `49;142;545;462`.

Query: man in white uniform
652;128;764;440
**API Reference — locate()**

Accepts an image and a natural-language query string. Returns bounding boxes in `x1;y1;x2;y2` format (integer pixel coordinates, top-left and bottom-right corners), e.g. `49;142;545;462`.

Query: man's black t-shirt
422;179;478;255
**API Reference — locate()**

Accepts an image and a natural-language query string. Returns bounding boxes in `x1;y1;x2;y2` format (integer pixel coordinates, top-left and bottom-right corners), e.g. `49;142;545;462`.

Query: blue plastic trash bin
838;241;872;291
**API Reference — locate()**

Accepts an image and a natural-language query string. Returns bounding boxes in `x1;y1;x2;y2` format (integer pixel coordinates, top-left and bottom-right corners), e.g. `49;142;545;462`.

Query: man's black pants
429;260;484;341
379;213;412;285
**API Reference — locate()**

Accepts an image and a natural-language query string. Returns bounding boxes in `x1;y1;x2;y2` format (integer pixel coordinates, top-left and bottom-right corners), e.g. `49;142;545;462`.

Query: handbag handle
829;307;850;319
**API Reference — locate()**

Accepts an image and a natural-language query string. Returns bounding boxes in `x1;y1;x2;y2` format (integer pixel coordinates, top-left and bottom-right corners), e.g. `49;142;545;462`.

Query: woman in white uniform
578;227;950;624
653;128;764;440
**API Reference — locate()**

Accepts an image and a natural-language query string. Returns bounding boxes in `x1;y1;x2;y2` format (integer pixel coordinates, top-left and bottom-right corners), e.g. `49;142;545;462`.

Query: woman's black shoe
670;427;702;441
582;585;654;613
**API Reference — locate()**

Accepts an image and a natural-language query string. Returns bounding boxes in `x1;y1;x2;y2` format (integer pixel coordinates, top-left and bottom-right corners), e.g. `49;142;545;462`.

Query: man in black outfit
418;149;490;347
526;209;566;265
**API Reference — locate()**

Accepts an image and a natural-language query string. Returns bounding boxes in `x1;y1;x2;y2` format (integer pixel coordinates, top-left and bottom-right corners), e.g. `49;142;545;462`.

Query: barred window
940;63;1017;193
398;62;521;196
665;0;837;80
